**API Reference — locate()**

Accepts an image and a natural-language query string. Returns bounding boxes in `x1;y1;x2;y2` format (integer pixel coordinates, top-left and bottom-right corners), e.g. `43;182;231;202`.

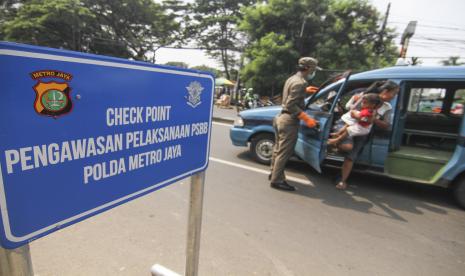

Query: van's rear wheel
250;133;275;165
453;176;465;210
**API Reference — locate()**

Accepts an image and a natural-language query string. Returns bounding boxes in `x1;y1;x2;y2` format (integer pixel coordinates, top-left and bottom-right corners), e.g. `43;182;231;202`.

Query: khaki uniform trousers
270;113;299;183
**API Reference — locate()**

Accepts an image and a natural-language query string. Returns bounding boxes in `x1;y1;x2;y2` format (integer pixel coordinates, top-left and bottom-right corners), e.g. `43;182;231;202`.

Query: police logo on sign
30;70;73;117
186;81;204;108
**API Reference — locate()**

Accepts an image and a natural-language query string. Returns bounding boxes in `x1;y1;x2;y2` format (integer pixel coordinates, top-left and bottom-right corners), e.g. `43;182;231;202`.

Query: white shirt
345;93;393;123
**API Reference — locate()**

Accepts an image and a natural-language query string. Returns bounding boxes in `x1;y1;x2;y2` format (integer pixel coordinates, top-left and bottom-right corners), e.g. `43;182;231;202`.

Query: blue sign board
0;42;214;248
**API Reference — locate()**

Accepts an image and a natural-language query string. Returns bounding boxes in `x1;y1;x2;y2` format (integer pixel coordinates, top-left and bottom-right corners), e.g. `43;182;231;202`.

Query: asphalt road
30;122;465;276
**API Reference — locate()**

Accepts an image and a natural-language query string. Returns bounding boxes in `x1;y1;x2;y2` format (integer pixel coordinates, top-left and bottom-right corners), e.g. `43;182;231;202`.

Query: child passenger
327;93;381;146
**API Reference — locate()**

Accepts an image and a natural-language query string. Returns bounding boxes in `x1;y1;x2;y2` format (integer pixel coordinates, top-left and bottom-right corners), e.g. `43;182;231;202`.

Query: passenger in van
327;93;381;146
335;81;400;190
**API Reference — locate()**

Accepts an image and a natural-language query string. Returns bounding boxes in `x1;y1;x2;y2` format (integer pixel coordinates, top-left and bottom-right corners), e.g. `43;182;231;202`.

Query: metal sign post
185;171;206;276
0;244;33;276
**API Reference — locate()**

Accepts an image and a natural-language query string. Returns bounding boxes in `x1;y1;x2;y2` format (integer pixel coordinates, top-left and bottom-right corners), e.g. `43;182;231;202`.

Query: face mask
306;71;316;81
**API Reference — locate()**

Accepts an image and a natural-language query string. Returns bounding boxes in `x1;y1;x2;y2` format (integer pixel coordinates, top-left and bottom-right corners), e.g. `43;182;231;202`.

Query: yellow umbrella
215;77;234;86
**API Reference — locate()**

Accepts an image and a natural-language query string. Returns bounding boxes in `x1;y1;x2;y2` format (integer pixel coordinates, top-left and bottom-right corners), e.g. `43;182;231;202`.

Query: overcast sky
155;0;465;68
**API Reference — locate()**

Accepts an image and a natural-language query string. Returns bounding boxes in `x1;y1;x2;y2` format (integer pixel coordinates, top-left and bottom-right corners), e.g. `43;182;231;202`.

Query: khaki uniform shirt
281;72;308;118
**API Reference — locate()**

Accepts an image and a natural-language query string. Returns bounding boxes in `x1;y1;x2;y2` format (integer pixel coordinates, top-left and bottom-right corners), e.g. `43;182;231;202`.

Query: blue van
230;66;465;208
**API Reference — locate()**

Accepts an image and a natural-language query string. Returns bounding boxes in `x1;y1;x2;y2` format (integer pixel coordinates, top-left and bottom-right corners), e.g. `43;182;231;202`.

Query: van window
407;88;446;113
402;82;465;152
452;89;465;115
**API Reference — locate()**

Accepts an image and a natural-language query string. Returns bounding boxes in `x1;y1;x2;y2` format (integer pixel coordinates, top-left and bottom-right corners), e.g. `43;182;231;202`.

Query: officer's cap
298;57;322;71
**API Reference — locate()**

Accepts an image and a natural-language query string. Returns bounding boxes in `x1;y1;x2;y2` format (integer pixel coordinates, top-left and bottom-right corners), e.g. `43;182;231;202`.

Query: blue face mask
306;71;316;81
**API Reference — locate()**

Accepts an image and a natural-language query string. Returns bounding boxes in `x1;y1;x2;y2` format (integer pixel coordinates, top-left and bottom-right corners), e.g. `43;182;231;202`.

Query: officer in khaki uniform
270;57;320;191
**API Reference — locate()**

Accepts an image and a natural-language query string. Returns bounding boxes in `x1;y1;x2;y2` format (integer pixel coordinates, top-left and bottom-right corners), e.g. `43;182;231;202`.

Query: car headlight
233;116;244;127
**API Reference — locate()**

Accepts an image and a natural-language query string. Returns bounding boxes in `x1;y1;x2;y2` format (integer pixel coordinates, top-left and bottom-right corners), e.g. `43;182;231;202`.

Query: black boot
270;181;296;191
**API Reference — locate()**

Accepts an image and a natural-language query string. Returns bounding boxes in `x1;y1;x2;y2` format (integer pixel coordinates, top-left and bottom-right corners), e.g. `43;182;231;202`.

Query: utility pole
374;2;391;68
396;20;417;65
234;53;244;113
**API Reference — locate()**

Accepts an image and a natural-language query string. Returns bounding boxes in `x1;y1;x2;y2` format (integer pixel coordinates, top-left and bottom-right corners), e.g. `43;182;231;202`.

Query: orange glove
306;86;319;94
298;112;317;128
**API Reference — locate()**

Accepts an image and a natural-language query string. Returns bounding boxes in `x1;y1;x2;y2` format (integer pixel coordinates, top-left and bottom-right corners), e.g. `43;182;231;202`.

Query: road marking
209;157;313;186
212;121;232;127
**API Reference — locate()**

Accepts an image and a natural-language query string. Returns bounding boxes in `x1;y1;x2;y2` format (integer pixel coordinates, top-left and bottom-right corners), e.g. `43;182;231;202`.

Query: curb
212;116;234;124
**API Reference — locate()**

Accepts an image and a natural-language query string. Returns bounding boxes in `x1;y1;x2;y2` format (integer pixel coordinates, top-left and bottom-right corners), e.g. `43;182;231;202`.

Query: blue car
230;66;465;209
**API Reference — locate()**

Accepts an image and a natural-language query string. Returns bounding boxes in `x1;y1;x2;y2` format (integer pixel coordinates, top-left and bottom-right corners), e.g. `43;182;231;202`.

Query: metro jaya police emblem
185;81;204;108
30;70;73;117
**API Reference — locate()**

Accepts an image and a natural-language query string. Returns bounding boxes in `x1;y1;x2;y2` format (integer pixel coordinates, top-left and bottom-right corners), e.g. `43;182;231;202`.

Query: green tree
3;0;95;51
0;0;21;40
2;0;181;60
315;0;397;69
441;56;464;66
189;0;256;80
164;61;189;68
242;33;298;97
162;0;192;46
82;0;180;60
240;0;398;96
190;64;222;77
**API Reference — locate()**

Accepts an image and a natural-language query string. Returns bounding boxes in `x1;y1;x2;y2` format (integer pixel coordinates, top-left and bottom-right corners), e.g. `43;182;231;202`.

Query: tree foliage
1;0;400;87
163;63;222;77
164;61;189;68
190;64;222;77
189;0;256;80
241;33;298;97
315;0;397;69
0;0;21;40
162;0;192;46
3;0;95;51
88;0;180;60
240;0;398;96
2;0;180;61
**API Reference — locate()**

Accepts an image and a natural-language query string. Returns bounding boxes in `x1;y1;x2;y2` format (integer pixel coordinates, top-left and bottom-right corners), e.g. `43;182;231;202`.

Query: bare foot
335;181;347;190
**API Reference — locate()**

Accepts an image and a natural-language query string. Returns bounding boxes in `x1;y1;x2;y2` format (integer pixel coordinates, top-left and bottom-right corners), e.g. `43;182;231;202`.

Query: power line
419;23;465;32
388;15;465;30
412;43;465;50
413;44;465;51
411;38;465;47
411;40;465;47
414;36;465;43
414;32;465;38
404;56;465;59
413;46;465;52
389;21;465;32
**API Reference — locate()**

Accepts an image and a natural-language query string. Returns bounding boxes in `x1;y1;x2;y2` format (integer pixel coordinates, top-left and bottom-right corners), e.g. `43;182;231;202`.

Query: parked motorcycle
236;98;274;111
